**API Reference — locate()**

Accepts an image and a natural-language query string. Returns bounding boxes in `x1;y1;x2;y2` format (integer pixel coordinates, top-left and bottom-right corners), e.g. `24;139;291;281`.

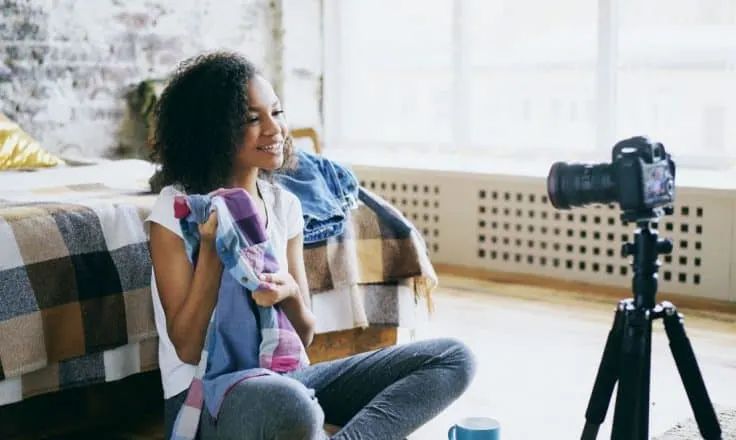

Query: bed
0;158;437;414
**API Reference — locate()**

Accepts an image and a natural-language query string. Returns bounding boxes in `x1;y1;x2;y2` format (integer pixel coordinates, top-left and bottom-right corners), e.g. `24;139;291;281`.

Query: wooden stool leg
307;327;398;364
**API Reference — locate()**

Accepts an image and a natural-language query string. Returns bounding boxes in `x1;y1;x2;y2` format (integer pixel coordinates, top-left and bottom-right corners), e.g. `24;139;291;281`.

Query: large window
323;0;736;168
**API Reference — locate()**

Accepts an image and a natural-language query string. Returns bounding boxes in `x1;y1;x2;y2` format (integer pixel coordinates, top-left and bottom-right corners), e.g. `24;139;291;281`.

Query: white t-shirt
144;180;305;399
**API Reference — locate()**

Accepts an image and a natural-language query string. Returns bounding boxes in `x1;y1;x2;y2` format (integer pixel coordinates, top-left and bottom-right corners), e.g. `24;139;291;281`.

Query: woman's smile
256;141;283;155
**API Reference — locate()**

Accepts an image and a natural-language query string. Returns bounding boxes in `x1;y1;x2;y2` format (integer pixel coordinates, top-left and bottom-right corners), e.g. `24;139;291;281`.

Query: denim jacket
274;149;359;244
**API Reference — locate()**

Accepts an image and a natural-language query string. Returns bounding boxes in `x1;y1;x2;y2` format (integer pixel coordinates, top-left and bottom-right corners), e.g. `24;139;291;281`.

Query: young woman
146;51;476;440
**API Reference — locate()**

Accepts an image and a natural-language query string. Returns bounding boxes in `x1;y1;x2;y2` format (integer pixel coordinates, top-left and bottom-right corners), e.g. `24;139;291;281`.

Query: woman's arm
279;231;317;347
149;214;222;365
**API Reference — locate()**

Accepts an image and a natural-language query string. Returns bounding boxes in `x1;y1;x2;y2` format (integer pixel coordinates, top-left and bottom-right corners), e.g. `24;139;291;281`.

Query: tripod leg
610;303;650;440
637;308;653;438
661;302;722;440
580;302;626;440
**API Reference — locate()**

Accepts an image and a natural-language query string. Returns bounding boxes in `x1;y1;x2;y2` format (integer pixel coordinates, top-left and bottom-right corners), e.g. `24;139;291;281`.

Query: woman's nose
261;114;281;136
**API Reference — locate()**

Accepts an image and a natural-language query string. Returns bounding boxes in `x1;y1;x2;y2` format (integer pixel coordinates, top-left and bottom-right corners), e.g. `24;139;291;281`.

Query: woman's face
237;75;288;171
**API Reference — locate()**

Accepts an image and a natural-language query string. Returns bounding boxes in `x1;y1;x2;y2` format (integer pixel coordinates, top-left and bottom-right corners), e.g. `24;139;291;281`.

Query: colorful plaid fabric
169;188;309;440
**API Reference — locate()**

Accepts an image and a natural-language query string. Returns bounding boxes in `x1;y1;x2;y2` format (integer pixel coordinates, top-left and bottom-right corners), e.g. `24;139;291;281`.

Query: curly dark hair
150;51;295;194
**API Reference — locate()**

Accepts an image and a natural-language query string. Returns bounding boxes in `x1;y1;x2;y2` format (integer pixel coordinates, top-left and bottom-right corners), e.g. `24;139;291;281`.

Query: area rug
653;405;736;439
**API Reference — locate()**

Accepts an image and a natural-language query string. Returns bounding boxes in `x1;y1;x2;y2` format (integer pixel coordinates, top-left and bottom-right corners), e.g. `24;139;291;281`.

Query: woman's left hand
253;272;299;307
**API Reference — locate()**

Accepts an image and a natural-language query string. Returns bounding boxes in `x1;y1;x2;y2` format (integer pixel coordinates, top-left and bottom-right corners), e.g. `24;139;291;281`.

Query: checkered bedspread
0;181;436;406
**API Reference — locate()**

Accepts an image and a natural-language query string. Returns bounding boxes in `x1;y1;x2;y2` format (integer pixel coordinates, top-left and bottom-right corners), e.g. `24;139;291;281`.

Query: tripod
580;219;722;440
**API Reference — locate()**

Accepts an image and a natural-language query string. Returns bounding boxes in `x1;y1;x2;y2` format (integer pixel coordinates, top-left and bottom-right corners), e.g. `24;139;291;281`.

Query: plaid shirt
169;187;309;440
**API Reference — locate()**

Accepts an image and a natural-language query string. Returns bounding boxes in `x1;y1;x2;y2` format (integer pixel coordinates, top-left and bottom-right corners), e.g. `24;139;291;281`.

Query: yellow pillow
0;113;65;170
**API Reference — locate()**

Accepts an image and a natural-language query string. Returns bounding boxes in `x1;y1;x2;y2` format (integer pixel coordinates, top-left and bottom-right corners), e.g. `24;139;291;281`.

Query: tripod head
622;217;673;310
545;136;677;310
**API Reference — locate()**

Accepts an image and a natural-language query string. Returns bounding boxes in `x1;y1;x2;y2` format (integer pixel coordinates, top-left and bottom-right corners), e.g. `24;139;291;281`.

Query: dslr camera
546;136;676;223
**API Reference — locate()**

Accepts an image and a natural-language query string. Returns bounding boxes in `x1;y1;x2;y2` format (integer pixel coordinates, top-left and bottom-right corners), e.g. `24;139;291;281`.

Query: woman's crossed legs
166;337;476;440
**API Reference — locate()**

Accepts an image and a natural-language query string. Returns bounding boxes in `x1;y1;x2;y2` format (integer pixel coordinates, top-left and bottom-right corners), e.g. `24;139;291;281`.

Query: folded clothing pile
274;149;359;244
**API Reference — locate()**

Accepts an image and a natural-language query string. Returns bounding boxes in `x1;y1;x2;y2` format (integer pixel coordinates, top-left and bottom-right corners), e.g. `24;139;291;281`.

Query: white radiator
351;164;735;303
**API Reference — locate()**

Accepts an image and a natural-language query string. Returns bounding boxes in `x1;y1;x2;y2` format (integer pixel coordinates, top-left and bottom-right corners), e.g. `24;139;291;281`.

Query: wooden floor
410;275;736;440
25;274;736;439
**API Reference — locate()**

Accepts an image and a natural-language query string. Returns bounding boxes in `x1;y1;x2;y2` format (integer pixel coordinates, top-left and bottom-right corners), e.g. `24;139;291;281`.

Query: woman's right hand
199;211;218;245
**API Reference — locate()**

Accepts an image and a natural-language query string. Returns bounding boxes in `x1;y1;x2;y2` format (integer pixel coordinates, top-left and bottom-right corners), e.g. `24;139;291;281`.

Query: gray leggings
163;337;476;440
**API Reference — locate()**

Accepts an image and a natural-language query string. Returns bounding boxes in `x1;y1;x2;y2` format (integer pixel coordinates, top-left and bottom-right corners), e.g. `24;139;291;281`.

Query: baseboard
435;263;736;318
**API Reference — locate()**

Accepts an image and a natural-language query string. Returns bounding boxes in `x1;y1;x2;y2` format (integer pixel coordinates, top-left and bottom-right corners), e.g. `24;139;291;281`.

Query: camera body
610;137;676;218
547;136;676;222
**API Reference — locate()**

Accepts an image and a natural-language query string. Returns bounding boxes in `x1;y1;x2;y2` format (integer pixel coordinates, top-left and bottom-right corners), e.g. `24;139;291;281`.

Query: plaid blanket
0;279;421;407
0;184;157;382
0;339;159;407
304;188;437;314
0;179;437;404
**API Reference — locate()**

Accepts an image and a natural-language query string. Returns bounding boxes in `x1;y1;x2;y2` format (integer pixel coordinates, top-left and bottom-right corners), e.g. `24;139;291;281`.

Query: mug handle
448;425;457;440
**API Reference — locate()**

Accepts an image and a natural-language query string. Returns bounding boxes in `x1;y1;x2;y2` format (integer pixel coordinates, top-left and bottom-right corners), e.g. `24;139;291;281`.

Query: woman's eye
247;110;283;124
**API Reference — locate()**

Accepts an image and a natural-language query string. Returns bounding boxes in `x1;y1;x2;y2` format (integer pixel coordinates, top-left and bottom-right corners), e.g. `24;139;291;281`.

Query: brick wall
0;0;323;157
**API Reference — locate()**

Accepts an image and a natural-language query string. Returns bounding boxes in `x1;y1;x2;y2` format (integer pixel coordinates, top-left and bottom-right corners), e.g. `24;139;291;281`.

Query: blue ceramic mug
448;417;500;440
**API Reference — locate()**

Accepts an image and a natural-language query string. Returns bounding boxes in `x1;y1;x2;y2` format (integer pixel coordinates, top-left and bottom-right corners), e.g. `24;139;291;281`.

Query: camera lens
547;162;617;209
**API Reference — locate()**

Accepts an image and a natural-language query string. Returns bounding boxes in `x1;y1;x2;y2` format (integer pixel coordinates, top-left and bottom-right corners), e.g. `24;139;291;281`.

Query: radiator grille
352;165;733;302
475;188;705;288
